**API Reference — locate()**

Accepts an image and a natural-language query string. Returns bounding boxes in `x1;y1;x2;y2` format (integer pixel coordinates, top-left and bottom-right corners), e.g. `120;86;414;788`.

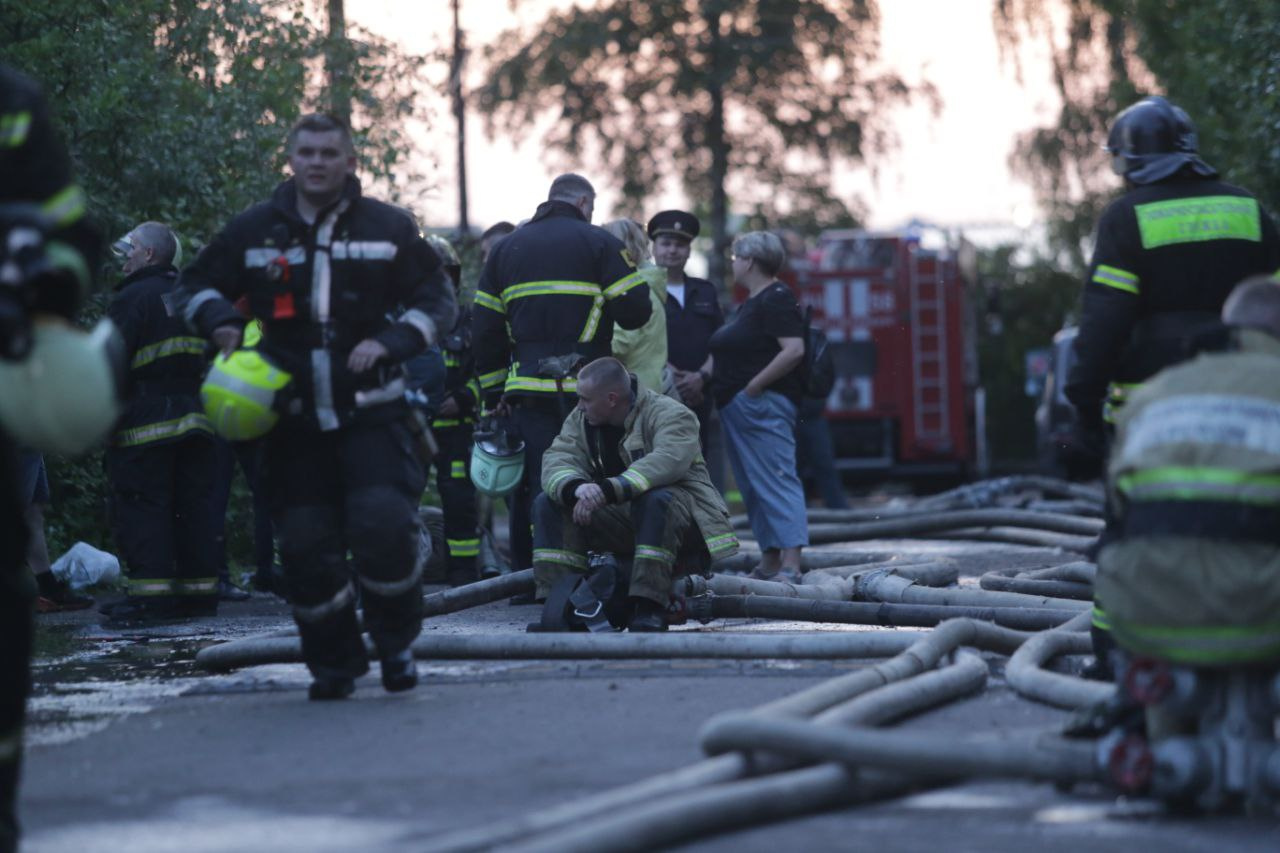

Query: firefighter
1065;96;1280;679
1098;276;1280;674
175;113;457;700
1066;95;1280;466
473;174;651;598
1;64;109;853
99;222;222;626
423;234;481;587
649;210;723;454
535;357;738;630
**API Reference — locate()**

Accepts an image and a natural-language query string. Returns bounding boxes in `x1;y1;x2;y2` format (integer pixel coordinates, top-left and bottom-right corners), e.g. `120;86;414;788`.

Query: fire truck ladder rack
908;247;950;451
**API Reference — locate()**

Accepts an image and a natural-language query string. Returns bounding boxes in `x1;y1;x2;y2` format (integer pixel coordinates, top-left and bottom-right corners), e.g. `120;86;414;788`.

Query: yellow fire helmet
201;347;292;441
0;316;125;455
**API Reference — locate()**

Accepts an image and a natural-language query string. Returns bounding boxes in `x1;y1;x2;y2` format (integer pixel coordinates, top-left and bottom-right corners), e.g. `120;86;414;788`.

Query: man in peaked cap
648;210;723;455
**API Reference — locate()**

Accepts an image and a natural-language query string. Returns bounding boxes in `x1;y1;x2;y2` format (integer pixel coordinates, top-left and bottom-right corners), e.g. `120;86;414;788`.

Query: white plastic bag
51;541;121;589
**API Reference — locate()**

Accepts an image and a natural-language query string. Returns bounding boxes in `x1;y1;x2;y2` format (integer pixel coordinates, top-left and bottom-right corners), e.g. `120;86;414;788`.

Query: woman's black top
708;281;805;408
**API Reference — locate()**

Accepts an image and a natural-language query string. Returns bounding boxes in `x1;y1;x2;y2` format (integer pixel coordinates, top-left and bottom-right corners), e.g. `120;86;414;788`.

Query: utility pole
451;0;470;239
327;0;352;125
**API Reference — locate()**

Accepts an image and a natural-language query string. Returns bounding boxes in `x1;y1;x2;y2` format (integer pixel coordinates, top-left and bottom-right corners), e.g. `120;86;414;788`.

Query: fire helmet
0;317;126;455
424;233;462;290
201;348;293;440
1105;96;1216;185
470;419;525;497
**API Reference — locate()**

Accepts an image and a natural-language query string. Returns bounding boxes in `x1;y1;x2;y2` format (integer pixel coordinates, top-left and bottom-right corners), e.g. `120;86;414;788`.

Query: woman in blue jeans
708;231;808;580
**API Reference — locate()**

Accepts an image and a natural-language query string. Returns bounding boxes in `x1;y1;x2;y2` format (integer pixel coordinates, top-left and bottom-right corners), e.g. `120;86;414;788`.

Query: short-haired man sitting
535;357;738;631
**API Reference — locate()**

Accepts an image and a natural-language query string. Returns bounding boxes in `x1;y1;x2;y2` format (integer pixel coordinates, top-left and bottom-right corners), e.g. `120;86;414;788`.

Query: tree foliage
2;0;429;559
994;0;1280;267
478;0;925;284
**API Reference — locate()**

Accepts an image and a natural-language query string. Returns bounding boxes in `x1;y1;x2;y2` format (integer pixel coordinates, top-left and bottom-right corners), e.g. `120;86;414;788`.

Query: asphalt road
18;540;1280;852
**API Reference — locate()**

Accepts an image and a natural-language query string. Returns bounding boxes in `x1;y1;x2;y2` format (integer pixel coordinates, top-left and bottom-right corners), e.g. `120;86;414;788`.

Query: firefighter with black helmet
1066;95;1280;681
175;112;457;701
473;174;651;595
1;64;117;853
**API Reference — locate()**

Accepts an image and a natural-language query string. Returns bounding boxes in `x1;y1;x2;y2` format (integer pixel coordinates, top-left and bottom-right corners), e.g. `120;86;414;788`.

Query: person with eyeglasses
707;231;807;582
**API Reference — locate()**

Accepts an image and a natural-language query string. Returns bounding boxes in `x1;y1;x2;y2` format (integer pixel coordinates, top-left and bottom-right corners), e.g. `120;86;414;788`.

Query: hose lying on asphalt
979;566;1093;601
912;475;1105;511
854;568;1091;613
423;568;534;616
1005;611;1112;709
710;549;901;574
195;629;928;672
917;526;1098;552
687;560;959;602
693;593;1080;632
804;508;1103;543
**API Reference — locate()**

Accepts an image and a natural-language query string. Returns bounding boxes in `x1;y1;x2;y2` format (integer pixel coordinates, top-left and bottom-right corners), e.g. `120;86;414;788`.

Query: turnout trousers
107;436;221;602
267;417;427;680
1;441;33;853
426;425;479;581
508;398;566;571
532;487;700;605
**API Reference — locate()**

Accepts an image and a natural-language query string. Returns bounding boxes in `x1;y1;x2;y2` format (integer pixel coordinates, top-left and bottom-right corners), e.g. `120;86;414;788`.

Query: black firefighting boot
308;676;356;701
627;597;668;633
380;648;418;693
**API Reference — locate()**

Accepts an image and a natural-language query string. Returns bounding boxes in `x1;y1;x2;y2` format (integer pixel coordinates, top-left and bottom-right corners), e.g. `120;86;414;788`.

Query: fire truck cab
792;227;985;476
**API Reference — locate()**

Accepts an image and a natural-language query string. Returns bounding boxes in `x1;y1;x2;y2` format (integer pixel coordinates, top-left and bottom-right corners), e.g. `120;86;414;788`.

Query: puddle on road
27;623;221;747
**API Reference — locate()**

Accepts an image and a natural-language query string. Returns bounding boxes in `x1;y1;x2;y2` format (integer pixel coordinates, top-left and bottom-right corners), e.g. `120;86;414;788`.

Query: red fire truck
787;227;986;476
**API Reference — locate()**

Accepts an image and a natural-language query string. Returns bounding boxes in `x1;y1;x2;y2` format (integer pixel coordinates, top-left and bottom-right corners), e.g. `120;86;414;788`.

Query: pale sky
348;0;1059;235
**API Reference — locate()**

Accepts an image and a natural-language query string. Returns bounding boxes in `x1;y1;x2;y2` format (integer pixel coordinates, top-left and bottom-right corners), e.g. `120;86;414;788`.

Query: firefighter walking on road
472;174;651;597
99;222;221;626
176;113;456;700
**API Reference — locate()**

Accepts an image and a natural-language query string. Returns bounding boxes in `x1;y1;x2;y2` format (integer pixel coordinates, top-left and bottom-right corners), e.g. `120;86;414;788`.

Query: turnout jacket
1066;175;1280;424
1098;329;1280;665
542;383;738;562
473;200;651;404
435;303;480;429
108;264;213;448
175;176;456;431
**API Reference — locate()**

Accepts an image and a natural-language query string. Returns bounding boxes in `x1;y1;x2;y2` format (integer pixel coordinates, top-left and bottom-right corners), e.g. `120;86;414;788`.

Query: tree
478;0;925;286
2;0;430;559
993;0;1280;268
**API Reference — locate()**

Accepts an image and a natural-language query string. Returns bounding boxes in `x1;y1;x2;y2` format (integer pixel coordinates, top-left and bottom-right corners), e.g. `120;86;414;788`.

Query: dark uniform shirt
709;281;805;408
664;274;722;371
175;176;456;432
108;264;213;448
472;200;651;404
1066;174;1280;424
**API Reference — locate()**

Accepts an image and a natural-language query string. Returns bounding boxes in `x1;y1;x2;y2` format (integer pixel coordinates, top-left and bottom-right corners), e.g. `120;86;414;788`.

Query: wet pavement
18;541;1280;852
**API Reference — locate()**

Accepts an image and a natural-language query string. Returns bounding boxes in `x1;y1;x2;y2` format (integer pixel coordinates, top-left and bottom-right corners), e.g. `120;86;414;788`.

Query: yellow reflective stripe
505;376;577;394
129;579;176;596
474;290;504;314
466;379;481;398
1117;466;1280;505
115;413;214;447
131;336;208;369
443;353;461;368
1112;619;1280;666
41;184;87;227
603;270;646;299
1103;381;1141;424
450;459;467;479
478;368;507;389
1092;264;1139;295
704;533;738;556
0;110;32;147
579;294;605;342
546;468;581;495
1091;604;1110;631
431;417;474;429
501;280;602;305
533;548;588;569
634;544;675;564
174;577;218;595
620;469;650;493
1135;196;1261;249
447;538;480;557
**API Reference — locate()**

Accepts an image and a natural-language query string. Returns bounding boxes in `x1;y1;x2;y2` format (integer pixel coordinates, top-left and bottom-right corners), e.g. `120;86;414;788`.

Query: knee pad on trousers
347;485;417;580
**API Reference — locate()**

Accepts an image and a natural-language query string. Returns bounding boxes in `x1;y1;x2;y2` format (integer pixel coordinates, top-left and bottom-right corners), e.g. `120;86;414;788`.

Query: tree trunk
704;2;729;293
452;0;470;239
327;0;351;125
